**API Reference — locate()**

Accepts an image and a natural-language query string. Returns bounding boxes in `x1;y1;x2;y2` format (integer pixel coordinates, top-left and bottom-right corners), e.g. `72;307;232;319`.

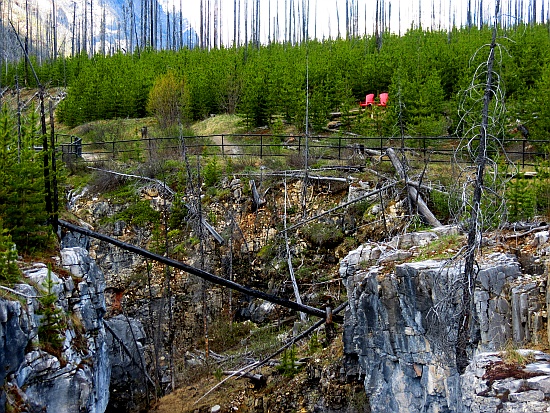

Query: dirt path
210;134;242;156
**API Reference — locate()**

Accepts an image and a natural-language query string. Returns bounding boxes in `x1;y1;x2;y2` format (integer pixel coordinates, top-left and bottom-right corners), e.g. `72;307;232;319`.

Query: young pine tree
0;107;50;253
37;264;65;351
0;218;21;285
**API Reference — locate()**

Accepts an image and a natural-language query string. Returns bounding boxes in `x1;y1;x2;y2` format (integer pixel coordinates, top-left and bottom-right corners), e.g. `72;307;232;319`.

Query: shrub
301;222;344;248
209;317;253;352
147;71;188;129
113;200;161;227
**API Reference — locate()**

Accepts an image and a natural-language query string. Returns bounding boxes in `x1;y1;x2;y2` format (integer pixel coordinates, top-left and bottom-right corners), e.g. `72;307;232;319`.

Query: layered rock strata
341;228;550;413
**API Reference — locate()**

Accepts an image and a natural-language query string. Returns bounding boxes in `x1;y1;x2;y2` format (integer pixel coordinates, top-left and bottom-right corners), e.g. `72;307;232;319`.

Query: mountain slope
2;0;198;59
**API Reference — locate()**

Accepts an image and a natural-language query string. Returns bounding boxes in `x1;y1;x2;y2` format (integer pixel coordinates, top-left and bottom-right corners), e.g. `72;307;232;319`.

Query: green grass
414;233;464;261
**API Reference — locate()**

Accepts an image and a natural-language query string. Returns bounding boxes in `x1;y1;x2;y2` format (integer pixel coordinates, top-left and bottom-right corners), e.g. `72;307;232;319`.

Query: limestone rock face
341;229;550;413
105;315;148;413
462;351;550;413
342;258;464;413
0;247;110;413
0;299;33;409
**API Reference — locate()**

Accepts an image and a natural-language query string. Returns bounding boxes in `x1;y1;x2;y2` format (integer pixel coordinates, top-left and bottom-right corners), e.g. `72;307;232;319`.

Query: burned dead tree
455;0;506;372
386;148;442;228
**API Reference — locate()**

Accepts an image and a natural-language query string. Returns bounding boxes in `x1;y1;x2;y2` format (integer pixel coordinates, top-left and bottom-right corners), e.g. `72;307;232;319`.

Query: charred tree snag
386;148;442;228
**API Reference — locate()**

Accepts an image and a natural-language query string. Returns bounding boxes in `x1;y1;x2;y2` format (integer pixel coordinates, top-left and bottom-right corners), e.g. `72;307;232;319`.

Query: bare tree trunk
284;175;307;322
90;0;94;54
200;0;204;48
457;0;500;374
244;0;248;46
52;0;57;60
237;0;241;46
386;148;442;228
100;4;106;56
72;1;76;56
233;0;237;46
25;0;30;84
83;0;88;54
214;0;218;48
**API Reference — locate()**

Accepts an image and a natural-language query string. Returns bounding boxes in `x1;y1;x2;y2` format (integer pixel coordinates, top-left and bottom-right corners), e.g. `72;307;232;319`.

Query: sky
161;0;548;46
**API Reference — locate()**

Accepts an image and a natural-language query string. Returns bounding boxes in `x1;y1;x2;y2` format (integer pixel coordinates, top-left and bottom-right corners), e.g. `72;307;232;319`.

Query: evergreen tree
0;106;50;253
0;219;21;285
37;264;65;351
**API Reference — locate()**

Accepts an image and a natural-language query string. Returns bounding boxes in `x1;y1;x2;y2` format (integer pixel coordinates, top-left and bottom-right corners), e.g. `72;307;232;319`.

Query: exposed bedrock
341;229;550;413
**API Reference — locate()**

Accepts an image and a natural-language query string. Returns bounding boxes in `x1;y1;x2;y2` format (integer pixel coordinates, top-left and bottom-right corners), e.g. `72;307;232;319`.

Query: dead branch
281;182;396;234
59;220;341;322
222;370;266;386
386;148;442;227
250;180;266;210
86;167;224;244
235;171;350;183
104;321;157;388
194;361;261;404
504;224;549;239
0;285;39;299
284;174;306;322
194;301;348;405
87;166;175;196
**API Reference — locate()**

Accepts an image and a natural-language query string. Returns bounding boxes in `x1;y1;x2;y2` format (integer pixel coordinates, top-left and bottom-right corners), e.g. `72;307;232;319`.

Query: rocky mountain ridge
3;0;197;59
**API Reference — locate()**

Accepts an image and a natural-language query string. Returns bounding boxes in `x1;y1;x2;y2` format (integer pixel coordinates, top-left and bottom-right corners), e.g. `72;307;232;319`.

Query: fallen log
58;219;342;322
386;148;442;227
222;371;266;386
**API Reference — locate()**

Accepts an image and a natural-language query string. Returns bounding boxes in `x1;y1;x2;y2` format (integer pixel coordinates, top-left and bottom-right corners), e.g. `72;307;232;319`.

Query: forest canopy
3;24;550;140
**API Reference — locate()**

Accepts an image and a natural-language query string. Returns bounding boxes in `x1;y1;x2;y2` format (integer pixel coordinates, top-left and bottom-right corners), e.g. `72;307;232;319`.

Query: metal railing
55;133;549;168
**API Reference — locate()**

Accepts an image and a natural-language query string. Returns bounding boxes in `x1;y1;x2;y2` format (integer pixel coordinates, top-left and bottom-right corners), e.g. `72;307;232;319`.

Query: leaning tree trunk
386;148;442;228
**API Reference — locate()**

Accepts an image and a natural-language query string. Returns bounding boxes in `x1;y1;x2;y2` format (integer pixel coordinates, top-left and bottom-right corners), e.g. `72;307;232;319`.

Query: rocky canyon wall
341;228;550;413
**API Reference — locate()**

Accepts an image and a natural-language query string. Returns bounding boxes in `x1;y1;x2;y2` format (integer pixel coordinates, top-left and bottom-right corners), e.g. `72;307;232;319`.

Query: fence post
221;135;225;157
112;141;115;160
521;139;525;168
423;136;427;162
260;135;263;158
338;136;342;160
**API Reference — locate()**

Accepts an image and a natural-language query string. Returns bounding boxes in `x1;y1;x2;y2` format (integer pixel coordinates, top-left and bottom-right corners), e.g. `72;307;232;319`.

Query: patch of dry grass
152;374;248;413
192;114;246;136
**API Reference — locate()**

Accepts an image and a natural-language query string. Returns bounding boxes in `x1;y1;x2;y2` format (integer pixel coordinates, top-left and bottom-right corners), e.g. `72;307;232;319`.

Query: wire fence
56;133;549;169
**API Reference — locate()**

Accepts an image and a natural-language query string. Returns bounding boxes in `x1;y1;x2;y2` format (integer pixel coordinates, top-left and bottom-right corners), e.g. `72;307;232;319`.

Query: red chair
378;93;389;107
360;93;375;108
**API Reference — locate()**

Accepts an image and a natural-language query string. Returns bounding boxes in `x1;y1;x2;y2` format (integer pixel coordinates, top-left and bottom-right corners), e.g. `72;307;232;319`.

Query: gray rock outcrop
341;228;550;413
462;351;550;413
1;247;110;413
105;315;148;413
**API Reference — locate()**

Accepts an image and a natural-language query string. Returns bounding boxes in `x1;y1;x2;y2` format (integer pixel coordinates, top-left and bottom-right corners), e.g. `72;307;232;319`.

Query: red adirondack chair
360;93;375;108
378;93;389;107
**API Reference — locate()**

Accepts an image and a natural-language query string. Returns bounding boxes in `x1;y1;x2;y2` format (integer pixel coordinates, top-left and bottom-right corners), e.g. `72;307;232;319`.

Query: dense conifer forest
2;23;549;141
